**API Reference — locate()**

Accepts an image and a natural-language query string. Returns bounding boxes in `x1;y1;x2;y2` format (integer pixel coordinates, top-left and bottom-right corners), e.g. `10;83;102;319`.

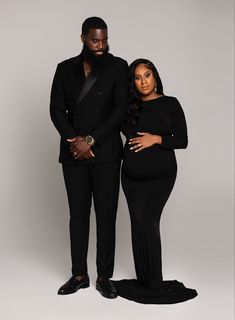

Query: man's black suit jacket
50;53;128;164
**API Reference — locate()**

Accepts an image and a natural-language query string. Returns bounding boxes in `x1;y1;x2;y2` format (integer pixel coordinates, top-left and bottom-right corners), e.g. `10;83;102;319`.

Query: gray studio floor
1;234;233;320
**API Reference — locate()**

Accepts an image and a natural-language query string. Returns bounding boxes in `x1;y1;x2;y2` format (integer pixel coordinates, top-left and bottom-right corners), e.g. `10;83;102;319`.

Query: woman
113;59;198;304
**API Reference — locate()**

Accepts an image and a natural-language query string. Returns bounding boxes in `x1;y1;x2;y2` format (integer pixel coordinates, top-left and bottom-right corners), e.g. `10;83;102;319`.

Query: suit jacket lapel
72;55;85;96
75;67;99;106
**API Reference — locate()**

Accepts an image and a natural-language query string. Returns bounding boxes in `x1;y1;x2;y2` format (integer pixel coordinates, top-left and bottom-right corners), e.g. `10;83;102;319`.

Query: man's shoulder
57;55;80;68
109;54;128;67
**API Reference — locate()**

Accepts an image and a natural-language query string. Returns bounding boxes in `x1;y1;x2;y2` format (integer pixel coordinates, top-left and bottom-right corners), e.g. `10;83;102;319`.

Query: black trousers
62;162;121;277
121;171;177;288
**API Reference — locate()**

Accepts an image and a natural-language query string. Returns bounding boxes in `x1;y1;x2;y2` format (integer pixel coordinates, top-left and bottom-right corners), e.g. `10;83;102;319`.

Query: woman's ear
81;35;85;43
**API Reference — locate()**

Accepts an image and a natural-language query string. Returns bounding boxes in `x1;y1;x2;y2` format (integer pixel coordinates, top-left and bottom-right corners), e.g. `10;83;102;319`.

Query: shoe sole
96;284;117;299
58;281;90;295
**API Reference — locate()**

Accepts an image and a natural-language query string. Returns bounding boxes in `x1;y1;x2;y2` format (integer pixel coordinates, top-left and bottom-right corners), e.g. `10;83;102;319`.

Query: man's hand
67;136;95;159
128;132;162;152
75;149;95;160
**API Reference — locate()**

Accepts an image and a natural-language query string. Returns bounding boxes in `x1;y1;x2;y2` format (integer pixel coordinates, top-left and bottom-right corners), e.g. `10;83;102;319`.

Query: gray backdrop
0;0;234;319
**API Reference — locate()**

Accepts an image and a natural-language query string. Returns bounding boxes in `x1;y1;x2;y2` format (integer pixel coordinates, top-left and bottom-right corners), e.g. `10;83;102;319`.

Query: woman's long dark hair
123;59;164;134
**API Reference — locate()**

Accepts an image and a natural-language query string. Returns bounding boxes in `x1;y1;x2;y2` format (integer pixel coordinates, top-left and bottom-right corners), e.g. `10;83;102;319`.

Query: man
50;17;128;299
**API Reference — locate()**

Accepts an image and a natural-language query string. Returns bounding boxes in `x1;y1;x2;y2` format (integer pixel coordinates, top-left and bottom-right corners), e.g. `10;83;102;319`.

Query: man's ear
81;35;85;43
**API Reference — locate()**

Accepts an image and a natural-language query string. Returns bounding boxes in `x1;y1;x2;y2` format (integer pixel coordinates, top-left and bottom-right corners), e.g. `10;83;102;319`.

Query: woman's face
134;63;156;98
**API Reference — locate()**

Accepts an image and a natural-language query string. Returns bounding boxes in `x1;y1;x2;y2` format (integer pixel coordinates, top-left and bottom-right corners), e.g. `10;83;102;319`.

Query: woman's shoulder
162;96;185;115
163;95;179;102
163;95;182;106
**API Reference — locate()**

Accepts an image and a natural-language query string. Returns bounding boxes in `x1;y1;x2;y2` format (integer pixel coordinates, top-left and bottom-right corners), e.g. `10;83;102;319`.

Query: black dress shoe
96;278;118;299
58;275;90;295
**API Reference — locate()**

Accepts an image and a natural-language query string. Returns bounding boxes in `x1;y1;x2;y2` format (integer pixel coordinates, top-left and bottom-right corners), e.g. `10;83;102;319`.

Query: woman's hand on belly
128;132;162;152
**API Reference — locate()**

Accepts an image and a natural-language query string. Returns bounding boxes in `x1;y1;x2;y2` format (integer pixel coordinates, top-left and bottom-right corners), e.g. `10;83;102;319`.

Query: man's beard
81;42;110;68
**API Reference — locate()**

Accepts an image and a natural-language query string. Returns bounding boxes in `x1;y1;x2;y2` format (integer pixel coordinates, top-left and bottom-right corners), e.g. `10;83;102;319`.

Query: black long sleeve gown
113;96;198;304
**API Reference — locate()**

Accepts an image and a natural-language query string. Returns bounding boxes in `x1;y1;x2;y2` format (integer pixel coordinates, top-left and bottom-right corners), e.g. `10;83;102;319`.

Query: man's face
81;28;108;56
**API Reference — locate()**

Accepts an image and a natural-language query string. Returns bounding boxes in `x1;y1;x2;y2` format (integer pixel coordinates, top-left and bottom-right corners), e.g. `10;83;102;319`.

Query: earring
154;86;157;92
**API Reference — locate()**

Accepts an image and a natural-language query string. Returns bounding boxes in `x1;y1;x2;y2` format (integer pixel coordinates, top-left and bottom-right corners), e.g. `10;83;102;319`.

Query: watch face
86;136;93;145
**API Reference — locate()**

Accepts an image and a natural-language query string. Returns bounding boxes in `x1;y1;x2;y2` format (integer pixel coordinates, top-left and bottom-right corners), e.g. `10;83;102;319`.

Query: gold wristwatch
85;135;95;146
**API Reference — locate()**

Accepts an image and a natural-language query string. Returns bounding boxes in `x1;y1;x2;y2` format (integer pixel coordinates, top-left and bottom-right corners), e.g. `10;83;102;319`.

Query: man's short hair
82;17;107;36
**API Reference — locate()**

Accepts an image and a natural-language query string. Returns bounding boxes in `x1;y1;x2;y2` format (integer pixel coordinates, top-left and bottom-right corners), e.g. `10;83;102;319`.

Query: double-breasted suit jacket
50;53;128;164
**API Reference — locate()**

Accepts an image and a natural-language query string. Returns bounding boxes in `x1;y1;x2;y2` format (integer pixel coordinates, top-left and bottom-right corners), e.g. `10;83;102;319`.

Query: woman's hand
129;132;162;152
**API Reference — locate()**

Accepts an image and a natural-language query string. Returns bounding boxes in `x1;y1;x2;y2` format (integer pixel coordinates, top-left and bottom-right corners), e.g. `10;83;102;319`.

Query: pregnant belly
122;145;177;180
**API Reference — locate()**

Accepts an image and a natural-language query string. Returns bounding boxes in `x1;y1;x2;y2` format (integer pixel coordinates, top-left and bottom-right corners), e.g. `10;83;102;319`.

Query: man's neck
83;60;92;78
